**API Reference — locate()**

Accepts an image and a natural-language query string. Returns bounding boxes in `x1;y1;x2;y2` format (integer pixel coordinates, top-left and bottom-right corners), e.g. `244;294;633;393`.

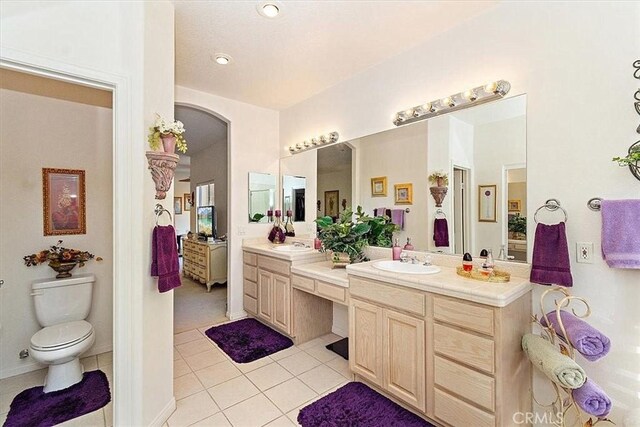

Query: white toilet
29;273;96;393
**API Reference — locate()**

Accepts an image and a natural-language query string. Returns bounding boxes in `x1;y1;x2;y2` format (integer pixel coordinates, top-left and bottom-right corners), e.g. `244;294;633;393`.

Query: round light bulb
262;3;279;17
441;97;454;107
423;103;433;112
288;146;295;152
214;54;231;65
463;90;477;101
484;82;497;93
303;140;310;147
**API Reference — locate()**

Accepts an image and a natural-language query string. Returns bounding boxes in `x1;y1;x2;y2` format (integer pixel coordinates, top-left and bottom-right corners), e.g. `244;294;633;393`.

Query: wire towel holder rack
154;203;173;226
534;198;568;224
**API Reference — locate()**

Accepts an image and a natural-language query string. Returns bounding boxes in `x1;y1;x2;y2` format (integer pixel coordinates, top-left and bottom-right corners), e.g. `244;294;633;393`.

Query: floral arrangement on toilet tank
24;240;101;279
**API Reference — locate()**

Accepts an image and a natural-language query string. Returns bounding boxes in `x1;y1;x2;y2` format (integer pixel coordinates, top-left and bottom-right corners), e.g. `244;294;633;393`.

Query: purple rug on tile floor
4;370;111;427
298;382;434;427
205;318;293;363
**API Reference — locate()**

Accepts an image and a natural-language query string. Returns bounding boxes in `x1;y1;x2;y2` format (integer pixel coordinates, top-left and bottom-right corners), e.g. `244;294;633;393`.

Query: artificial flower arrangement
147;114;188;153
24;240;101;278
428;170;449;187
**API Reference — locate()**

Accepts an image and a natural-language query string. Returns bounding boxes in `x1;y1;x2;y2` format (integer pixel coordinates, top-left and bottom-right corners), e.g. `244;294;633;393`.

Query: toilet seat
31;320;94;351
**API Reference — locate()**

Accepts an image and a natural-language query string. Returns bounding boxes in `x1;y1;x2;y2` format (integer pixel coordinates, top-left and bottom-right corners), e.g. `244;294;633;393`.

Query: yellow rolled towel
522;333;586;389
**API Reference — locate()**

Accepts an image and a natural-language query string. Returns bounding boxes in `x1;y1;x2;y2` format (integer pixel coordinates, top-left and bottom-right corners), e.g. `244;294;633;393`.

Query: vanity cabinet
183;240;227;291
348;275;531;427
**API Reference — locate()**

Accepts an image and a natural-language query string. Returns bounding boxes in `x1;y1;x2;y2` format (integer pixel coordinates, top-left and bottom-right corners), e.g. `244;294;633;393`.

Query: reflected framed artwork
371;176;387;197
508;199;521;212
184;193;192;211
174;196;182;215
324;190;339;217
479;184;497;222
42;168;86;235
394;183;413;205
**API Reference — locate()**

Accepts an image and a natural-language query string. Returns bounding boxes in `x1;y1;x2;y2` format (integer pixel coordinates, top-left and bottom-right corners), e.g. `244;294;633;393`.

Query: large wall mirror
306;94;527;262
248;172;276;223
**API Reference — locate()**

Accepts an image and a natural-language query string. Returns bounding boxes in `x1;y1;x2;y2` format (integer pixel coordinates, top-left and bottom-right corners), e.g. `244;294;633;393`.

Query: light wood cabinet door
272;273;291;333
383;309;426;411
258;270;273;322
349;299;383;386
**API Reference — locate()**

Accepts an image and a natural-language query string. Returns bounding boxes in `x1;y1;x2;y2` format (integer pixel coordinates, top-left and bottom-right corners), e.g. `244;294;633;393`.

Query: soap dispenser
403;237;414;251
392;238;402;260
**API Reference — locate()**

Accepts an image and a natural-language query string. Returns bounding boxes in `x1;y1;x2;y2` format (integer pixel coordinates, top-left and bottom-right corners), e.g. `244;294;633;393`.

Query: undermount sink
372;260;441;275
271;245;314;252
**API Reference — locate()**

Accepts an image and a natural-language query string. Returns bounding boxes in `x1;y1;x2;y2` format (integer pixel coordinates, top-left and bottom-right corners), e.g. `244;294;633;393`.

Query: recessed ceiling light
213;54;231;65
257;1;282;18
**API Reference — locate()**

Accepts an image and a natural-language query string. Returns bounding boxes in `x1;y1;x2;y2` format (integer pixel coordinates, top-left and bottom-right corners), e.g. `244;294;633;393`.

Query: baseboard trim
150;397;176;427
227;310;248;321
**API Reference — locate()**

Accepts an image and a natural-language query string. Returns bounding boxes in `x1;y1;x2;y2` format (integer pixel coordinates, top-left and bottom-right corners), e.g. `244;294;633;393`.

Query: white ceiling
174;1;498;110
317;142;352;174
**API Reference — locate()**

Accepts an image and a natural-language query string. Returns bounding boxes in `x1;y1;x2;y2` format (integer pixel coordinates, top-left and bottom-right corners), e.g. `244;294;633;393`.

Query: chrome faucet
411;256;419;264
423;255;433;266
292;241;306;247
399;251;409;263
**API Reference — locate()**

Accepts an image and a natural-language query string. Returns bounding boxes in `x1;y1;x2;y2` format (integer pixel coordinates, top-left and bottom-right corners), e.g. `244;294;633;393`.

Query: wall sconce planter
146;151;179;199
429;186;448;207
289;131;339;154
393;80;511;126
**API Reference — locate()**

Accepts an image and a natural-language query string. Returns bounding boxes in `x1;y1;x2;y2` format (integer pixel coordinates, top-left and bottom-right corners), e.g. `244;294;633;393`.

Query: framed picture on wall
508;199;521;212
184;193;192;211
394;183;413;205
174;197;182;215
371;176;387;197
479;184;497;222
42;168;86;236
324;190;339;217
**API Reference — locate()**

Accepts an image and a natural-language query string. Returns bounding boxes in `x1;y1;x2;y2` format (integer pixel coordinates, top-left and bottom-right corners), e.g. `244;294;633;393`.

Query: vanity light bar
393;80;511;126
288;131;339;154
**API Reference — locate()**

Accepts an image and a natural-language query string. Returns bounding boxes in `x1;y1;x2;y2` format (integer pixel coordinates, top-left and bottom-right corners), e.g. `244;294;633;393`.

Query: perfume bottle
483;249;495;270
284;210;295;237
392;238;402;260
403;237;414;251
268;210;286;244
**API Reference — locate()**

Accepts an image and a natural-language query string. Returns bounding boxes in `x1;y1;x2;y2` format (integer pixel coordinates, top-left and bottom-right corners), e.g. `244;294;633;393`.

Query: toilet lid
31;320;93;350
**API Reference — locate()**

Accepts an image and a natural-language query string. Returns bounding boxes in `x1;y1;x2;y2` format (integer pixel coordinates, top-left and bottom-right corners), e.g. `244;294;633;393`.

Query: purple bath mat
298;382;434;427
205;318;293;363
5;370;111;427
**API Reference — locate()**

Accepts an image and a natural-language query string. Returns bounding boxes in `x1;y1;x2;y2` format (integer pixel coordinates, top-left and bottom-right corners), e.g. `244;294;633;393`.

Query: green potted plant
354;206;398;247
428;170;449;207
612;143;640;181
148;114;188;154
508;215;527;240
315;207;371;267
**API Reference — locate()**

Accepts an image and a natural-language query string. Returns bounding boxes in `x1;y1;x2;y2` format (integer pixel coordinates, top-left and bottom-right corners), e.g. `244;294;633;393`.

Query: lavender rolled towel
541;310;611;361
151;225;182;293
433;218;449;247
375;207;386;217
601;199;640;269
390;209;405;230
522;333;586;389
530;222;573;287
572;378;612;417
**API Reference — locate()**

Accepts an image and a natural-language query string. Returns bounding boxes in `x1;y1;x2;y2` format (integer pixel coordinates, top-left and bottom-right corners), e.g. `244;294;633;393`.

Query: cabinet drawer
244;294;257;315
195;244;206;255
434;297;494;336
258;255;290;276
243;264;258;282
291;274;315;292
434;324;495;374
197;255;206;266
243;252;257;266
350;277;425;317
317;281;347;304
244;279;257;298
435;389;495;427
435;356;495;412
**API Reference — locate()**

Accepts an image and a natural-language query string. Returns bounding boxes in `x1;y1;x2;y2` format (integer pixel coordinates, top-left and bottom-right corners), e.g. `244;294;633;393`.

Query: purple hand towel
375;207;386;217
601;199;640;269
530;222;573;287
572;378;612;417
541;310;610;361
433;218;449;247
390;209;405;230
151;225;181;293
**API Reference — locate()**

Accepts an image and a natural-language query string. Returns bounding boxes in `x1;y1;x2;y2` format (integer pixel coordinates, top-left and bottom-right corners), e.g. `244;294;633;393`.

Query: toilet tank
31;274;95;327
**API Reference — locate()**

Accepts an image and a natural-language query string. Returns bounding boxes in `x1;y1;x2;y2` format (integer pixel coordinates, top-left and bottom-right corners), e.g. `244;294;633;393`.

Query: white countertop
242;242;327;262
290;261;349;288
346;260;532;307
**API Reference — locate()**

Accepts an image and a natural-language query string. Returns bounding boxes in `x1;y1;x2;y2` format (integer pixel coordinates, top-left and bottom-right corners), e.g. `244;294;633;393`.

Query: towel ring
155;203;173;226
534;199;568;224
434;209;446;219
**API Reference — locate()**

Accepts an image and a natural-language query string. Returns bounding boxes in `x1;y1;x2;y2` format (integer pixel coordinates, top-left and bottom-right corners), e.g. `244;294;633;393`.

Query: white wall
1;1;176;424
190;141;228;236
0;89;113;378
173;170;191;236
280;2;640;423
317;166;352;217
176;86;280;321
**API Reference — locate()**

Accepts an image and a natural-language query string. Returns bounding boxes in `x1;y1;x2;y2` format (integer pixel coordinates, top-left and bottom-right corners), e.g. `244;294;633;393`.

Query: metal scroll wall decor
631;60;640;181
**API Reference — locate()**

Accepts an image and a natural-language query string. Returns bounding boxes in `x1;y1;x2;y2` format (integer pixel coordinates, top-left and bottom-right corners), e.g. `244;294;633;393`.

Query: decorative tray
456;266;511;283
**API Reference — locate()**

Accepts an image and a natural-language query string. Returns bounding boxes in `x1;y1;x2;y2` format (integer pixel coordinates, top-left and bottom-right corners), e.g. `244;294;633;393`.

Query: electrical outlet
576;242;593;264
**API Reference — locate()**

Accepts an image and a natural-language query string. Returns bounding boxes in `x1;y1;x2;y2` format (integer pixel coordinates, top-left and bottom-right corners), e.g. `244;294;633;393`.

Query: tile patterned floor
169;325;352;427
0;351;113;426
